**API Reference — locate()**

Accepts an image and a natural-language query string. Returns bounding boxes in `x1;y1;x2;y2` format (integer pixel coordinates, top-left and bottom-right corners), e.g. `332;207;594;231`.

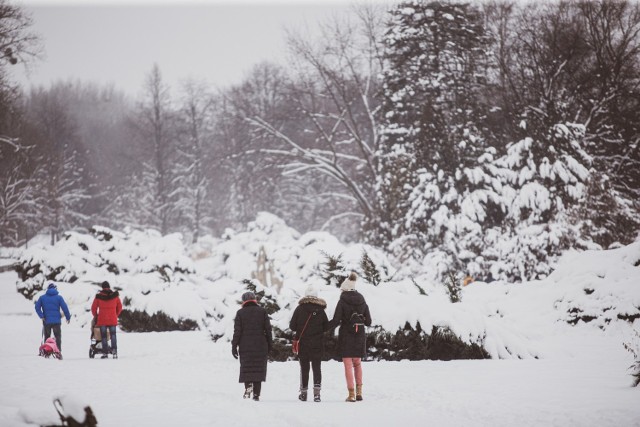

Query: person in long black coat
329;272;372;402
232;291;273;401
289;284;329;402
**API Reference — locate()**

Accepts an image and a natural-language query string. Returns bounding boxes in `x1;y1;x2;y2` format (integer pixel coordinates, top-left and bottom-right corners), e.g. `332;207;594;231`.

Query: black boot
298;388;308;401
252;382;261;401
313;385;321;402
243;384;253;399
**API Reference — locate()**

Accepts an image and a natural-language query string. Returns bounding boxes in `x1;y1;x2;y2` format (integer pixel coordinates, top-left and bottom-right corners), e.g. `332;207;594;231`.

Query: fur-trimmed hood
298;296;327;308
95;289;120;301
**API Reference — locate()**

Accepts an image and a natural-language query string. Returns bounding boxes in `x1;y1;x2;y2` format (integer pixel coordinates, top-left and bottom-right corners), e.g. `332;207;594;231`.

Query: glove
66;319;70;325
232;346;238;359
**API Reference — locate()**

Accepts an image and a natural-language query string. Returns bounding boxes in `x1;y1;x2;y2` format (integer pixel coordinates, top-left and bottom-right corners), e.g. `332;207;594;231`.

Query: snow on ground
1;269;638;427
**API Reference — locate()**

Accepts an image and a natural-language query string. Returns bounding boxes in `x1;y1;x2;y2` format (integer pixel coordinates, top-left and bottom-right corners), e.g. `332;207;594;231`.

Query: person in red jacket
91;281;123;359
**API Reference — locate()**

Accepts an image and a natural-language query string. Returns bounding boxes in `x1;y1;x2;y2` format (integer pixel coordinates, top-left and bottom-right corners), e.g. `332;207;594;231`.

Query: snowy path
0;271;638;427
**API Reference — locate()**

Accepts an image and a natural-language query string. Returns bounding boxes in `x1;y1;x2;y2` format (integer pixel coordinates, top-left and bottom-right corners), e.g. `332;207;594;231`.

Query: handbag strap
298;313;313;340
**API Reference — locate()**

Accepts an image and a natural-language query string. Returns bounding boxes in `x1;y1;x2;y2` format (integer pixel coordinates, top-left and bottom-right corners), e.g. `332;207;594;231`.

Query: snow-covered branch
246;116;375;218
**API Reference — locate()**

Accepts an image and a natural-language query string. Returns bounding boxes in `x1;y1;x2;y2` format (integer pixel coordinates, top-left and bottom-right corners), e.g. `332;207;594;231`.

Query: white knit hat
305;284;318;298
340;272;357;291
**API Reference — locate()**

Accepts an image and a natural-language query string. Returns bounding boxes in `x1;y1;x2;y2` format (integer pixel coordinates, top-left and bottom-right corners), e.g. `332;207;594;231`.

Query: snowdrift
13;212;640;360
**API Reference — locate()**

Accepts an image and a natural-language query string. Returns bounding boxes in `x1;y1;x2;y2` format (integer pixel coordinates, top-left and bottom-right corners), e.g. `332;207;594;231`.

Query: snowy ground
0;272;638;426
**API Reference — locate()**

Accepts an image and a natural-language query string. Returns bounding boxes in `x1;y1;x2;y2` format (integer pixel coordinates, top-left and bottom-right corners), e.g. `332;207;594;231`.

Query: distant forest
1;0;639;281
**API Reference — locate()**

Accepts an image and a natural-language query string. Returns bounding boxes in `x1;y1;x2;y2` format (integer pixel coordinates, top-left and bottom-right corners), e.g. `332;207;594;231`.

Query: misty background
1;0;639;283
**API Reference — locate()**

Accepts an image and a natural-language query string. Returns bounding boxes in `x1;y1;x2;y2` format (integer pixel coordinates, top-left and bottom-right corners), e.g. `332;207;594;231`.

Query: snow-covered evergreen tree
482;121;594;280
489;0;640;252
375;0;639;281
377;0;499;267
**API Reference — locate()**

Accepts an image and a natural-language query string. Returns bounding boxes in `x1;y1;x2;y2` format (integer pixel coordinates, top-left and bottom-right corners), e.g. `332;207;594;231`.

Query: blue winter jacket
35;288;71;325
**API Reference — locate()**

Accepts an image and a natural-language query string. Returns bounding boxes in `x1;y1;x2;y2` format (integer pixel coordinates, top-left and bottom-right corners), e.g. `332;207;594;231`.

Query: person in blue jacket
35;283;71;352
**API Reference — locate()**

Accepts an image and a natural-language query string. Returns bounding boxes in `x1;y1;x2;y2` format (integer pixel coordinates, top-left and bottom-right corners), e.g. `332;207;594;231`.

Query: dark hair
101;281;111;289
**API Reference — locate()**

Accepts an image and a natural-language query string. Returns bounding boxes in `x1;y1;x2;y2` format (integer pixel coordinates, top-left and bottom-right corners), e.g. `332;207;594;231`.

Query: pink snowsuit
39;337;61;355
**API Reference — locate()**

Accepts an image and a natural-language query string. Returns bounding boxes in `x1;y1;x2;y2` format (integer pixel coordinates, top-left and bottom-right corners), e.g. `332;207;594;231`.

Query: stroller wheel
89;349;95;359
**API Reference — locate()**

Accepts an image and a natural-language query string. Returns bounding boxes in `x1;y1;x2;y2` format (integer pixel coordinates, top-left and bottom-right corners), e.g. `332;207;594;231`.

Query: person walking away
329;272;372;402
289;284;329;402
35;283;71;355
232;291;273;401
91;281;122;359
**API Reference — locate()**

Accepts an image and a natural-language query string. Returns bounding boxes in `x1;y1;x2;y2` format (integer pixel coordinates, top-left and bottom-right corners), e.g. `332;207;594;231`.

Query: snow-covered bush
623;329;640;387
547;242;640;329
15;226;204;330
12;212;640;361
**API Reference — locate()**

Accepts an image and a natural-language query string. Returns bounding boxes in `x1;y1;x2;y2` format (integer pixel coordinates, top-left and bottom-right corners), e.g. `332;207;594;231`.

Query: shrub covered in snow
12;212;640;361
623;329;640;387
15;226;203;330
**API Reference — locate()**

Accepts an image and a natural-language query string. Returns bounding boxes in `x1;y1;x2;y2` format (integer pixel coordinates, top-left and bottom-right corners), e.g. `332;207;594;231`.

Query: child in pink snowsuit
39;337;62;359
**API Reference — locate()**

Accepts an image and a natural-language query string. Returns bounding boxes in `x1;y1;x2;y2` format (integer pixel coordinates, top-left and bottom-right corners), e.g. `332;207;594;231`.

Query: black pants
299;356;321;389
44;324;62;350
244;382;262;396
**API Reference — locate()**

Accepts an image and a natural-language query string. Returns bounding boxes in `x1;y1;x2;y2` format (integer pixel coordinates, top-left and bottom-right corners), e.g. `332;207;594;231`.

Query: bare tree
26;85;91;244
0;0;41;151
138;64;176;235
0;0;41;67
102;162;158;231
245;5;386;230
175;78;216;242
218;62;298;229
577;0;640;201
0;152;40;245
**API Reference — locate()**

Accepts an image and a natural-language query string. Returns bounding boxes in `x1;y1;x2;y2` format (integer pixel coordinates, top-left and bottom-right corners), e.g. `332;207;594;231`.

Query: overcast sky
11;0;360;97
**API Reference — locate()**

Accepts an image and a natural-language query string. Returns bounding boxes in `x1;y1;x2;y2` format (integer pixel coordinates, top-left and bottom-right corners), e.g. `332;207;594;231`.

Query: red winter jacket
91;289;123;326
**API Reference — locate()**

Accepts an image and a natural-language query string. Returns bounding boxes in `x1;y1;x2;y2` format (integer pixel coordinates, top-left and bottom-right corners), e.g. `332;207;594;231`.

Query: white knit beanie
340;272;357;291
305;284;318;298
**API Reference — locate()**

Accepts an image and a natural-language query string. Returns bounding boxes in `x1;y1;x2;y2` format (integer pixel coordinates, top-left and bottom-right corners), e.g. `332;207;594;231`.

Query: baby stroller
88;317;114;359
39;337;63;360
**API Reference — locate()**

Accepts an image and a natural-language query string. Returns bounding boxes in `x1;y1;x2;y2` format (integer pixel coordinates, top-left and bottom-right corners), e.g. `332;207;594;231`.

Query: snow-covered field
1;267;638;427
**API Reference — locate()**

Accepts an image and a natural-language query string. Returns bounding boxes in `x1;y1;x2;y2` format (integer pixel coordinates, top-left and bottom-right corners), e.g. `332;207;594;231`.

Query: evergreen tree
320;251;345;287
490;1;640;251
377;0;499;265
444;271;462;303
360;250;381;286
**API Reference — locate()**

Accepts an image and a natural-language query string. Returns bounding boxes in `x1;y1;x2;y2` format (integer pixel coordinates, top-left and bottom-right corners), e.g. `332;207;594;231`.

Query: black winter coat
289;296;329;359
232;301;273;383
329;290;372;358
